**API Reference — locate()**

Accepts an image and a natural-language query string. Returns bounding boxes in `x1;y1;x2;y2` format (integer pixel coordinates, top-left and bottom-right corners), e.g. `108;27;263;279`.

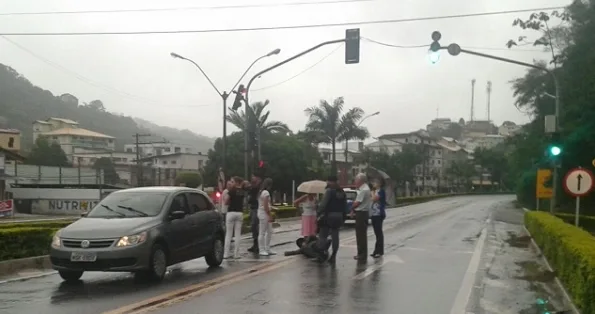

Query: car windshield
87;192;168;218
345;191;357;201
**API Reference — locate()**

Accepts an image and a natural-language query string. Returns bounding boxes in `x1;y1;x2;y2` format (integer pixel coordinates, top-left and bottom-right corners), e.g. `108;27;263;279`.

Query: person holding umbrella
294;180;326;237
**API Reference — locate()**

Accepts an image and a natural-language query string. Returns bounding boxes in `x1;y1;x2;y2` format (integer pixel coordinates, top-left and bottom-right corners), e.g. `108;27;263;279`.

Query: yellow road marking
104;258;296;314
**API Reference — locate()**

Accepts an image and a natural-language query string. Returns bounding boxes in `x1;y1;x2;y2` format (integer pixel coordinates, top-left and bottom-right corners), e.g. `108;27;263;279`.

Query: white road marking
450;228;488;314
352;255;404;280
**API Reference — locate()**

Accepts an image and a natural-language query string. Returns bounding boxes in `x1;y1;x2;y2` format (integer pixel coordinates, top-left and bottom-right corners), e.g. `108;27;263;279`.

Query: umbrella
297;180;327;194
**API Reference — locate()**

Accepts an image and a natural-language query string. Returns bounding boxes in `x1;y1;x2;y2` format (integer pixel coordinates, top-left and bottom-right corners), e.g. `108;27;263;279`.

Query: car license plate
70;252;97;262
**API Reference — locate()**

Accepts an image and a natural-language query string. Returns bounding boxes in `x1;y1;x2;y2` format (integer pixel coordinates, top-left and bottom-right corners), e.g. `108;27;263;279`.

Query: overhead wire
252;37;549;92
0;0;376;16
0;6;566;36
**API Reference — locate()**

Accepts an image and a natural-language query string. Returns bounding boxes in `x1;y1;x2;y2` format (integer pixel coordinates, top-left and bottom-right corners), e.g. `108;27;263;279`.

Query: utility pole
470;79;476;122
133;133;168;186
486;81;492;122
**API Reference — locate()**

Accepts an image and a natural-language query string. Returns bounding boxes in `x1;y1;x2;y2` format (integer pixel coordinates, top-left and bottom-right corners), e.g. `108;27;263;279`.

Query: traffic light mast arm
244;39;345;104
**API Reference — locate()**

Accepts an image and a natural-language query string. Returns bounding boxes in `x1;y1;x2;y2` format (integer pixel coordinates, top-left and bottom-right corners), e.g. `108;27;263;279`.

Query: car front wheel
205;237;224;267
136;244;168;282
58;270;83;282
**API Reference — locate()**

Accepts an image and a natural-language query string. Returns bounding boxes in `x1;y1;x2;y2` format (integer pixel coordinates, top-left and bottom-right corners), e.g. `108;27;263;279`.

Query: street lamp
170;48;281;186
344;111;380;167
428;30;561;213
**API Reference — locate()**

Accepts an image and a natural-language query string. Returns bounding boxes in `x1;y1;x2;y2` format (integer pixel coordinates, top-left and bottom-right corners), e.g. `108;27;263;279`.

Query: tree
506;2;595;210
174;172;202;188
226;100;291;135
202;132;323;195
357;144;424;189
446;159;476;191
92;157;120;184
304;97;369;174
443;123;463;139
26;137;70;167
85;100;106;112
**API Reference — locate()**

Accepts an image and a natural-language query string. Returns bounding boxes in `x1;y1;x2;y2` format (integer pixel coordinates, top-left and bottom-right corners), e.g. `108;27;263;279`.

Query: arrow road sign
564;168;595;197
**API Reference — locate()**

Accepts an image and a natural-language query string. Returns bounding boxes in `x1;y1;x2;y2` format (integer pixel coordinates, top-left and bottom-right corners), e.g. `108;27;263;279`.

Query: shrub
0;227;58;261
0;220;75;230
554;213;595;234
525;211;595;313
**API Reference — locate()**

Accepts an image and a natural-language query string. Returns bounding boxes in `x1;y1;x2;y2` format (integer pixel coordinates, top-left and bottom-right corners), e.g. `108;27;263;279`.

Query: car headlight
116;231;147;247
51;230;62;248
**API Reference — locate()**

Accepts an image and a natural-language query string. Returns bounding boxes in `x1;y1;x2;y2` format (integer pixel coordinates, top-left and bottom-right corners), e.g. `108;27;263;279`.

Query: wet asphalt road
0;195;514;314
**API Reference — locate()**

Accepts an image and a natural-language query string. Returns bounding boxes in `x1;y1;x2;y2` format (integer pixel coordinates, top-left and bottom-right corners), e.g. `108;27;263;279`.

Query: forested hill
0;64;214;151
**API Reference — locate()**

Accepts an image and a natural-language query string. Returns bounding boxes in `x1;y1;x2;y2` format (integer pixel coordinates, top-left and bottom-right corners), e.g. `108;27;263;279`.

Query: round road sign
563;168;595;197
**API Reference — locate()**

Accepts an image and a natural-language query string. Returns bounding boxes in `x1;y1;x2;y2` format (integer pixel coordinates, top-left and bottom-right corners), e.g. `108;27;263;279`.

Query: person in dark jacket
246;171;263;253
316;175;347;265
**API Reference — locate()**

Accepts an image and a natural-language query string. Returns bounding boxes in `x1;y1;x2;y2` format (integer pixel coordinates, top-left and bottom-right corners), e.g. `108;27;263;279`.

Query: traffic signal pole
429;31;561;213
243;38;346;179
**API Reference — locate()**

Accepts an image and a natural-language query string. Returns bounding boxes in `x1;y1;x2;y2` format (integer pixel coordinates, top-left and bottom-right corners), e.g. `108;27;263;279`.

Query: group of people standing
293;174;387;265
219;170;387;264
220;171;276;259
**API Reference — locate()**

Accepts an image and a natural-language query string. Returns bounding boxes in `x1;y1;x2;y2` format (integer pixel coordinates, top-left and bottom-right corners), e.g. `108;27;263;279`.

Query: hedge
525;211;595;313
0;227;57;261
0;220;75;230
554;213;595;234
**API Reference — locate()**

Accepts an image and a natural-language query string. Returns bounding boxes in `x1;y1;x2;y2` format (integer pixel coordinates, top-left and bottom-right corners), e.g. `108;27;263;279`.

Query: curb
522;208;580;314
0;255;55;284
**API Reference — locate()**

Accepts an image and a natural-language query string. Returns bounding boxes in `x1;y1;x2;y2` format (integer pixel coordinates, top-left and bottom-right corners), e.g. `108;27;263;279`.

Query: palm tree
304;97;369;175
226;100;290;135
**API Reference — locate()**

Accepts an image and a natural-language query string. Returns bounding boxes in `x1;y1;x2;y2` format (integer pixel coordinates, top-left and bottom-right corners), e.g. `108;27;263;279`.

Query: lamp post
344;111;380;169
170;48;280;184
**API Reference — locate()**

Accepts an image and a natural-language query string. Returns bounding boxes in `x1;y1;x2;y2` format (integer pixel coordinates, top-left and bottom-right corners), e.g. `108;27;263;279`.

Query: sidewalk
467;202;576;314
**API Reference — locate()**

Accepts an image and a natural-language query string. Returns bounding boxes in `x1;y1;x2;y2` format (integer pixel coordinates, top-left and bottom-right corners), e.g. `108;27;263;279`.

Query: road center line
103;258;297;314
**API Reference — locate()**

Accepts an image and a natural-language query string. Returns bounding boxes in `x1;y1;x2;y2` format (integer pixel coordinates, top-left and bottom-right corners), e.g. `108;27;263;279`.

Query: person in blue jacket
371;177;387;258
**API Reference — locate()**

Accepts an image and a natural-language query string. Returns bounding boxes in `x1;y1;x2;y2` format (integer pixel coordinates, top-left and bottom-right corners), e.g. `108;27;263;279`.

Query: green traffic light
550;146;561;156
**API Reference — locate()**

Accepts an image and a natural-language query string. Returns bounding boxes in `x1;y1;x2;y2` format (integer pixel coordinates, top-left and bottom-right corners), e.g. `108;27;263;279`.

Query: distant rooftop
0;128;20;134
34;117;79;125
41;127;114;139
49;117;79;125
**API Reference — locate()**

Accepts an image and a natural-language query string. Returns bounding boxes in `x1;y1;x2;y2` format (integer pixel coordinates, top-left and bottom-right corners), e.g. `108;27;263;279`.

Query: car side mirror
170;210;186;220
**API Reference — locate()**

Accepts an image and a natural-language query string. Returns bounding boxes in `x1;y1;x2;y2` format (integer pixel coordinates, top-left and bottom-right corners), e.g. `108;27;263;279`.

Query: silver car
50;186;225;282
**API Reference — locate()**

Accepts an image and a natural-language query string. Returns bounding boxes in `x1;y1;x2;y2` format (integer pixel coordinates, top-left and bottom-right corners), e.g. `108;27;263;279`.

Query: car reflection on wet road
0;195;567;314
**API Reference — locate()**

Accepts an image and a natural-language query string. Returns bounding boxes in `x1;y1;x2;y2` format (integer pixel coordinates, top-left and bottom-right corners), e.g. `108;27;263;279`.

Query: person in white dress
258;178;275;256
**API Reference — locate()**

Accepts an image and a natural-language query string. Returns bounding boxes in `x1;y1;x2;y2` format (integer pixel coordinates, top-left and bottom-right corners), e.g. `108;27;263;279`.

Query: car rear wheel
136;244;167;282
58;270;83;282
205;237;224;267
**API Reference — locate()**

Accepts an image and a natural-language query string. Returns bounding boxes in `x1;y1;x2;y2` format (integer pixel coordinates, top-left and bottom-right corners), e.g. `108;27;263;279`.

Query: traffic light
428;31;442;64
547;132;562;166
345;28;360;64
231;84;246;110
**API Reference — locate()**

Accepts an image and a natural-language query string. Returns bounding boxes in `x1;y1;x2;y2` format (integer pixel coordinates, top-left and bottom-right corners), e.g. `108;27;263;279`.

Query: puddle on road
505;232;531;248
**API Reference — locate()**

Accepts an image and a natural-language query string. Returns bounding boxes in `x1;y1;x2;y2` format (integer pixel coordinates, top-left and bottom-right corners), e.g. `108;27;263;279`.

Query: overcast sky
0;0;569;139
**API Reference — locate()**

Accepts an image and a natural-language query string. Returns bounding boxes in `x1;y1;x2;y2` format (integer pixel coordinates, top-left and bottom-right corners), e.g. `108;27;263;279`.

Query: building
72;151;137;167
498;121;523;137
139;152;208;186
379;130;444;194
33;118;115;161
426;118;452;134
0;128;21;153
365;138;402;154
0;146;26;201
123;142;198;158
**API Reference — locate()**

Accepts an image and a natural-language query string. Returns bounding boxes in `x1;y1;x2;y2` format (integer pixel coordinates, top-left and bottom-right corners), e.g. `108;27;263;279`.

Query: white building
498;122;523;137
139;152;208;186
365;138;402;154
123;142;198;158
426;118;452;133
33;118;115;162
